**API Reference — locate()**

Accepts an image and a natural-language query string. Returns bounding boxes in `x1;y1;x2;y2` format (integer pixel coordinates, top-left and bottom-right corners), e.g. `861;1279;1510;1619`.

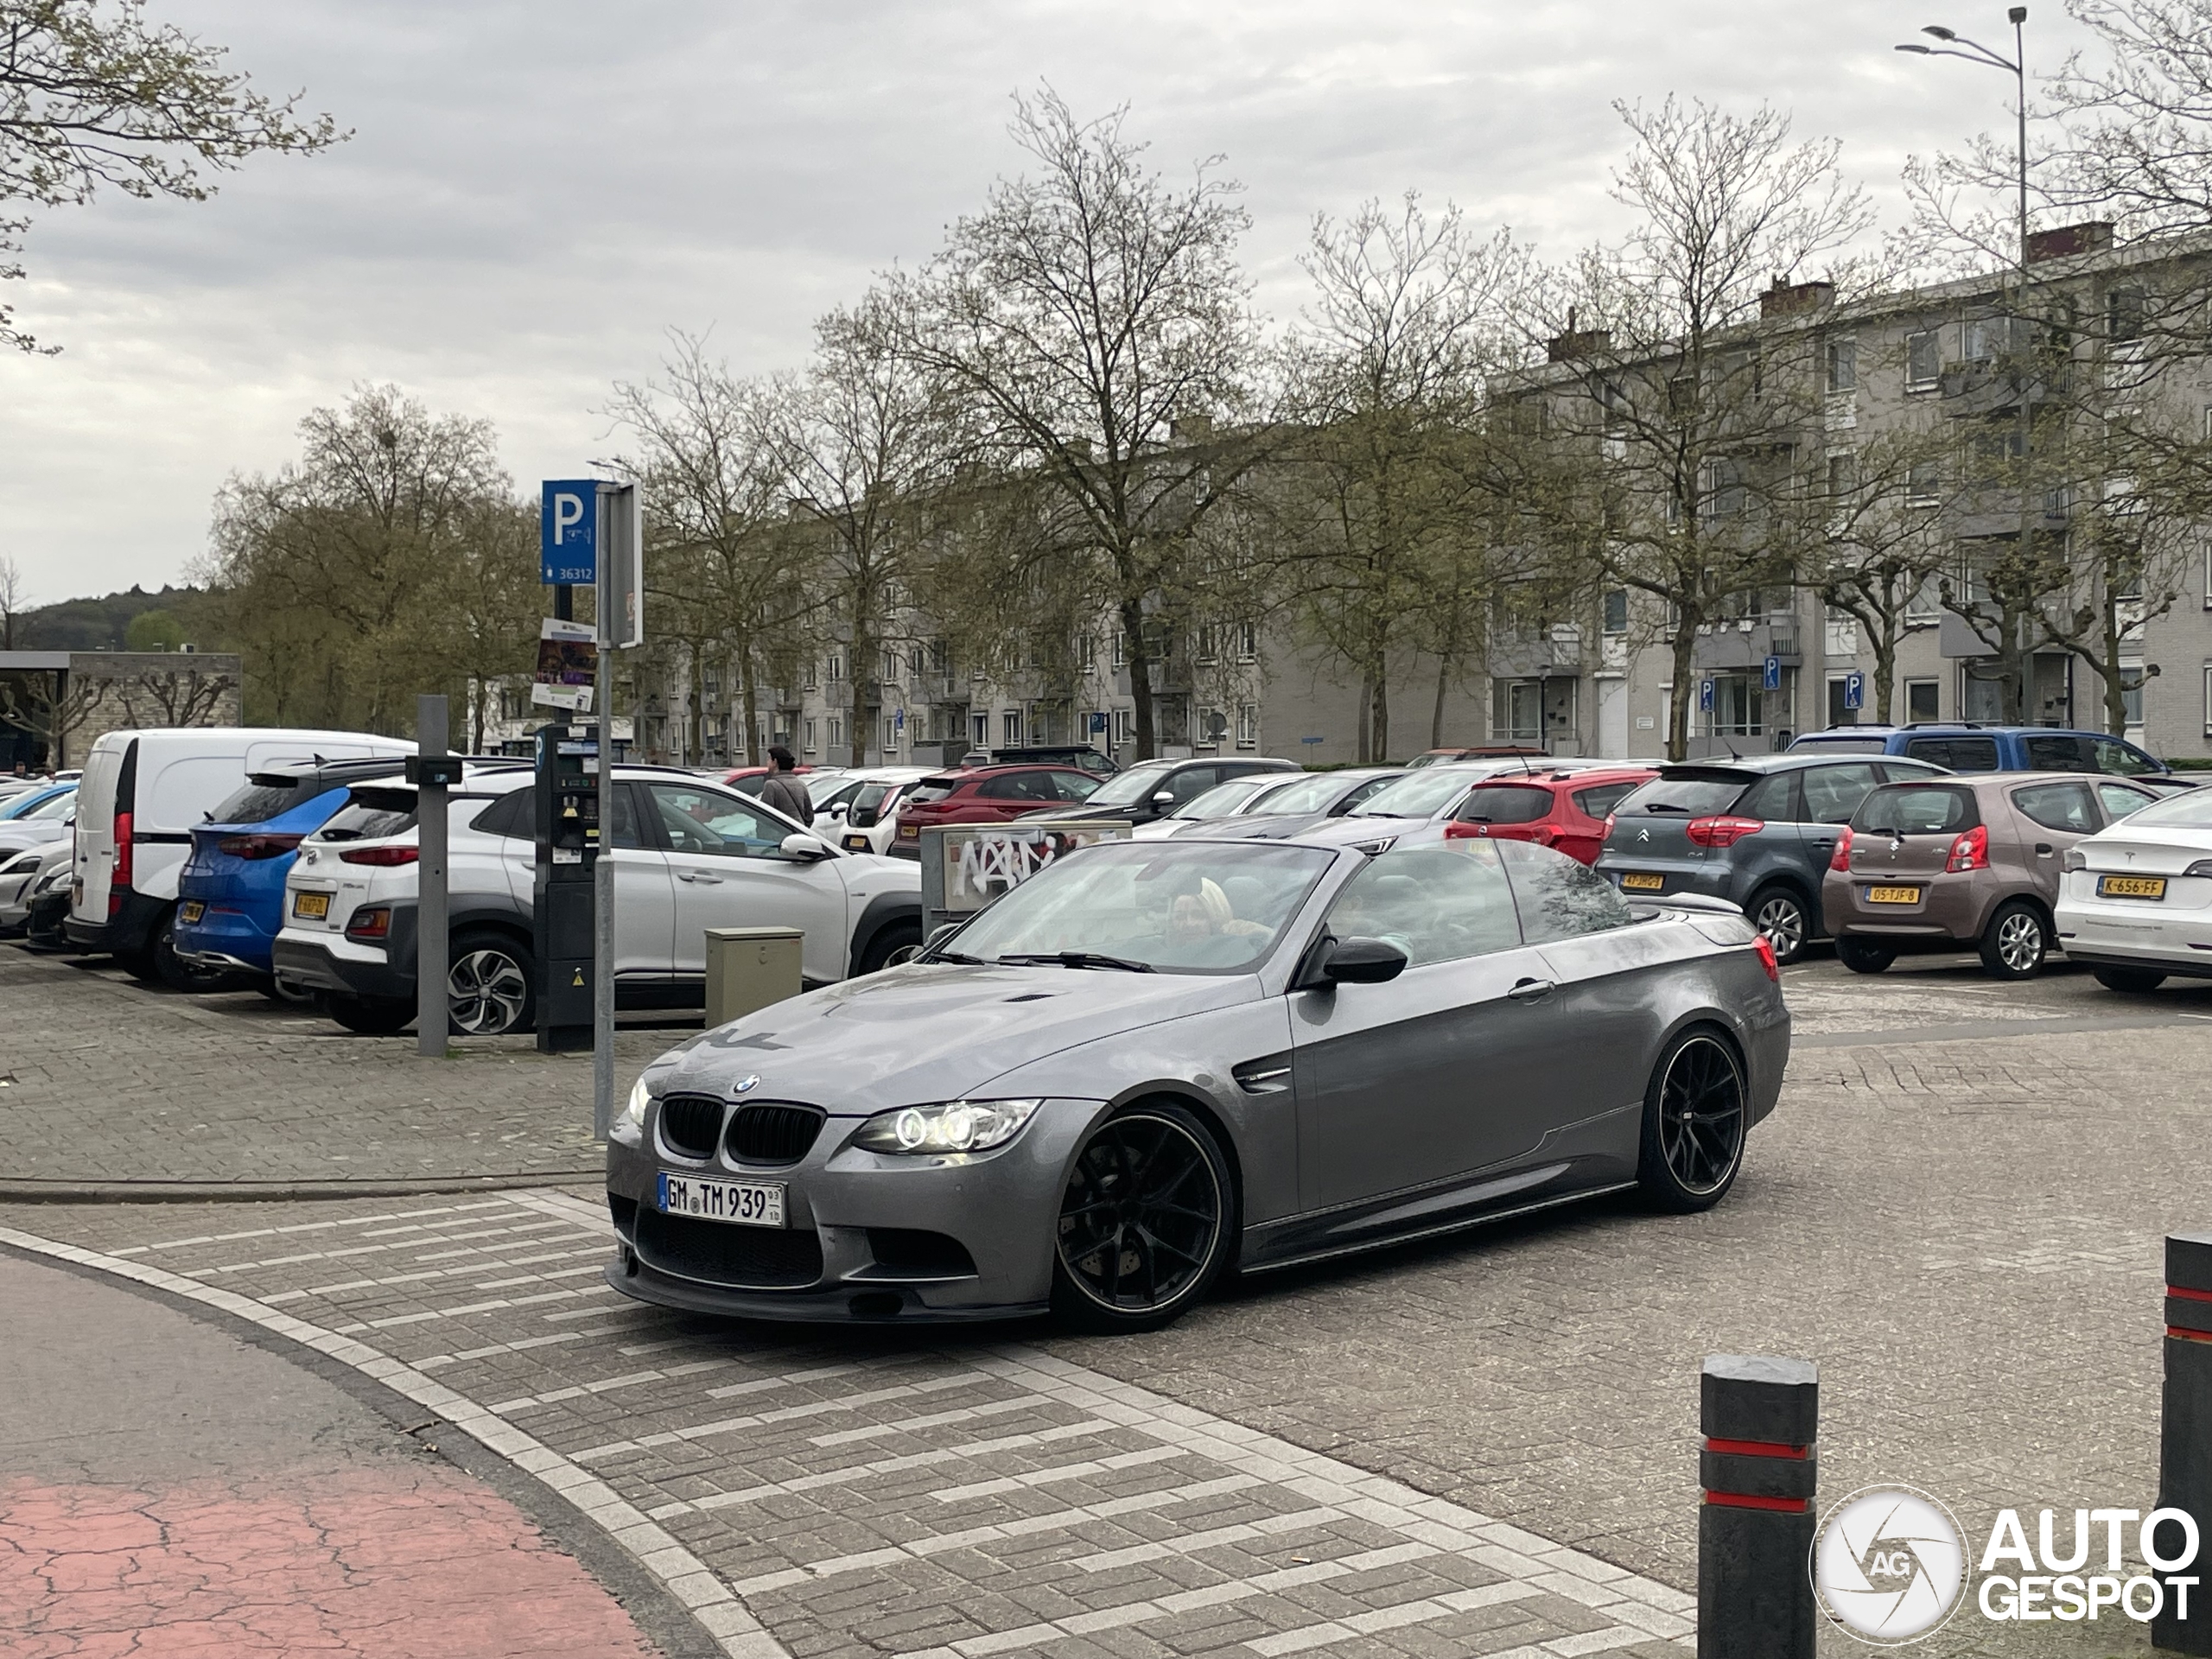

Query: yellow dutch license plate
1866;885;1922;905
1619;872;1664;892
178;900;205;924
293;891;331;920
2099;874;2168;899
899;824;919;839
844;834;869;851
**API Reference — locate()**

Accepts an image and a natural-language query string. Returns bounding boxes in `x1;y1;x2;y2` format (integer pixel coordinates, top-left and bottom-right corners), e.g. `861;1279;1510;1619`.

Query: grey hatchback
1593;754;1948;963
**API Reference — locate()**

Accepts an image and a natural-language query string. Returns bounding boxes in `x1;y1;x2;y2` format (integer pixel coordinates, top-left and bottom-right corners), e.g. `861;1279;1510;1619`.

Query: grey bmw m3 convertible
605;834;1790;1332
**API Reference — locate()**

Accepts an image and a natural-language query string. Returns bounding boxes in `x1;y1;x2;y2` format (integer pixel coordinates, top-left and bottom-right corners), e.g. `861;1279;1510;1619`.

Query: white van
67;728;415;983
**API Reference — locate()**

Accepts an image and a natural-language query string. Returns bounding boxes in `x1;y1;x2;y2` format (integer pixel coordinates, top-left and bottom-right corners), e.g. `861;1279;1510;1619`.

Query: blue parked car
0;781;75;822
1789;723;2167;778
174;756;411;996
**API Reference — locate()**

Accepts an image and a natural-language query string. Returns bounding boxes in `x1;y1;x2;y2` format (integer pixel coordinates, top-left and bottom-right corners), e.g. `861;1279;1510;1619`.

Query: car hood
0;822;68;850
648;962;1258;1113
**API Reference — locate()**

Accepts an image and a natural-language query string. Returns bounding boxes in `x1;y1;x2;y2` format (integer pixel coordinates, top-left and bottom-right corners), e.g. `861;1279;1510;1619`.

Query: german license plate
656;1172;785;1229
293;891;330;920
844;834;870;851
2099;874;2168;899
178;900;205;924
1619;872;1664;892
1866;885;1922;905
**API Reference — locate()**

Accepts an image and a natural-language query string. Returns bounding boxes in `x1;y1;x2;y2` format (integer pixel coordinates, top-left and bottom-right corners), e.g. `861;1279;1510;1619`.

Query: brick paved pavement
4;942;2210;1656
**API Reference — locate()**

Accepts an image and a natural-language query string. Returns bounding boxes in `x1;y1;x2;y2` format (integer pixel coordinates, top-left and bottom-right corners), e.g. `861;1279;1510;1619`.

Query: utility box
704;926;804;1028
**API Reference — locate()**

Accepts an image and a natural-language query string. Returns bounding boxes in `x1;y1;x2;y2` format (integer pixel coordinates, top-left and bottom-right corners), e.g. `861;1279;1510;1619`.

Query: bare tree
1510;99;1876;760
0;551;24;646
883;88;1268;760
1;0;341;351
1812;421;1958;725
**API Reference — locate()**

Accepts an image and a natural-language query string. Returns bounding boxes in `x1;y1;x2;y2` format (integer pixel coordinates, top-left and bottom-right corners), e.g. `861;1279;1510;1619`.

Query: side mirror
1152;791;1177;809
779;832;832;860
925;922;961;949
1298;935;1408;989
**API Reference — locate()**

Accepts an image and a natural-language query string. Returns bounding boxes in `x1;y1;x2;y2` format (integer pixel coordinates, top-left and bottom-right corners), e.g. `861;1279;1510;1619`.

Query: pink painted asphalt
0;1253;660;1657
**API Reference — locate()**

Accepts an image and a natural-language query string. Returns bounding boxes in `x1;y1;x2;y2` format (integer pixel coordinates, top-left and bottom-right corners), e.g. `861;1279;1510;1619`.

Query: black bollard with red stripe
1699;1354;1818;1659
2155;1230;2212;1656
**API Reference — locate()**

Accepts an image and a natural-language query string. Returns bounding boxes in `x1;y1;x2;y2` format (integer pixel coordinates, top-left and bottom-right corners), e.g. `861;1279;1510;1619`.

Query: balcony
1487;624;1584;678
1691;617;1801;671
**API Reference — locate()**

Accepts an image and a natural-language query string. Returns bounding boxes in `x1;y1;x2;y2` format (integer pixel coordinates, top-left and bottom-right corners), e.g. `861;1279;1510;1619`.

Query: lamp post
1896;7;2031;271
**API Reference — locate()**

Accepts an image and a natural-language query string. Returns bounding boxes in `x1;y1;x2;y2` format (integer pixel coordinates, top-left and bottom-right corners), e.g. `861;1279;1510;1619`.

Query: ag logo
1812;1486;1967;1644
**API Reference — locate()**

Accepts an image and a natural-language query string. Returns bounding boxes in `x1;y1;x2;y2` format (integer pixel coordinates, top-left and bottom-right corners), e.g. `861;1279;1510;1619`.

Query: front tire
1747;885;1811;965
855;919;923;976
2093;965;2167;994
1834;938;1896;976
1978;899;2049;979
1637;1028;1748;1213
1052;1104;1233;1333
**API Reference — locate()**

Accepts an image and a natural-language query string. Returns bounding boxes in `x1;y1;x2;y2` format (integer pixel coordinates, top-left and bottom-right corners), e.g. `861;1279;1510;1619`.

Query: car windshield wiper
925;948;987;964
995;950;1156;973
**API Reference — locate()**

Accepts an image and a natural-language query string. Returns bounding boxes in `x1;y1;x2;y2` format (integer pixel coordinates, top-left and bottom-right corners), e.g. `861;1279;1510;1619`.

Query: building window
1110;632;1127;668
1492;679;1543;745
803;661;818;691
1236;703;1258;749
1827;677;1857;728
1905;678;1940;723
1906;461;1942;505
1001;709;1022;747
1602;588;1629;634
1113;708;1135;745
1194;626;1219;664
1236;621;1258;662
969;713;988;749
1906;329;1940;390
826;652;844;683
883;715;900;753
2108;286;2145;343
2120;662;2145;730
802;718;817;753
1707;673;1762;738
827;715;843;750
1827;337;1857;393
2203;665;2212;735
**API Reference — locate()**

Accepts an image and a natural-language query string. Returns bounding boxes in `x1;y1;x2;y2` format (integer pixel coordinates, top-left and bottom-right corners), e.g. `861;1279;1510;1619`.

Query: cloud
0;0;2098;603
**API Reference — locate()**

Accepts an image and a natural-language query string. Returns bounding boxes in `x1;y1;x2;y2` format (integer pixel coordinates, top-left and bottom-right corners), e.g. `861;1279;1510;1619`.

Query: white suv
272;764;923;1035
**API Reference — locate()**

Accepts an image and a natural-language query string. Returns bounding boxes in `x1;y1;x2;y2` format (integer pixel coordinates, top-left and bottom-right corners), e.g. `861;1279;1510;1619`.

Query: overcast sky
0;0;2100;608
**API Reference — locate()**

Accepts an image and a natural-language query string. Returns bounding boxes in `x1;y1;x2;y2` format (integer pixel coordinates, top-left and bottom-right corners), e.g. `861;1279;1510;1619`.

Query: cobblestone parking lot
5;942;2210;1656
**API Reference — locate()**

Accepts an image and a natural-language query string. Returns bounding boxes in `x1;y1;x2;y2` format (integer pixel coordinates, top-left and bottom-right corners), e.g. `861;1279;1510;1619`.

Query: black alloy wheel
1638;1029;1748;1212
1052;1105;1230;1332
1748;886;1810;965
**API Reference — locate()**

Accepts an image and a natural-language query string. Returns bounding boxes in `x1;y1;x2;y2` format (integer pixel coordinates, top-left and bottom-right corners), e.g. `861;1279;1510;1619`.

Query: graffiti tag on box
944;824;1124;912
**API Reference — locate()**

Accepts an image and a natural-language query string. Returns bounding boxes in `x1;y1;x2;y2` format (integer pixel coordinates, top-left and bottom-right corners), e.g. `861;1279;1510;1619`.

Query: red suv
1441;767;1657;865
892;765;1103;856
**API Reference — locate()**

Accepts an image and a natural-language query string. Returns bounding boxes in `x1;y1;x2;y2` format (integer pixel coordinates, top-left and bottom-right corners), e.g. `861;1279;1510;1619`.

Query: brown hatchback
1821;772;2161;978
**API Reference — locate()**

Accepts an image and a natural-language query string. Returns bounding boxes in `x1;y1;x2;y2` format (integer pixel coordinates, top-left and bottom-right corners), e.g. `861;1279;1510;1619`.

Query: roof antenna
1724;739;1742;761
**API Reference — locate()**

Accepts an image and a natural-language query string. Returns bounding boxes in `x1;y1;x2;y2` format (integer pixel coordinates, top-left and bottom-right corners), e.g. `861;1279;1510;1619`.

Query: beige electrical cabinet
702;925;804;1027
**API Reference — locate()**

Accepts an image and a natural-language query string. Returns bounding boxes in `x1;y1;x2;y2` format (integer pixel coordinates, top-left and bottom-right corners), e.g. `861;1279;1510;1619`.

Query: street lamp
1897;7;2031;270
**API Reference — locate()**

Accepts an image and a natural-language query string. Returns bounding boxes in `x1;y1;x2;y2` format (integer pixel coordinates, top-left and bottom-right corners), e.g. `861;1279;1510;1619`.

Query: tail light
1444;822;1484;840
110;810;132;914
1601;814;1617;838
346;906;393;941
1686;815;1764;849
339;845;420;867
217;832;305;861
1829;827;1854;872
1753;935;1781;982
1945;824;1989;873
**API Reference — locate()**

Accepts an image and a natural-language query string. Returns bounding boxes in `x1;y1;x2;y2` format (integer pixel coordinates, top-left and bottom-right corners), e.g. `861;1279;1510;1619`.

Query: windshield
1614;771;1754;817
1456;784;1553;824
1855;785;1979;836
24;789;76;821
947;841;1332;974
1171;778;1278;820
1350;769;1482;819
1247;772;1352;815
2126;787;2212;829
1083;760;1178;807
807;773;858;806
1;788;66;821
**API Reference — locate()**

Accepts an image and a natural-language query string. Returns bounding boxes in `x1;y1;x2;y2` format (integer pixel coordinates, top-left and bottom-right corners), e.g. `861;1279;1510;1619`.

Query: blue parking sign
1699;678;1715;712
1844;671;1865;711
1763;654;1782;691
541;480;599;584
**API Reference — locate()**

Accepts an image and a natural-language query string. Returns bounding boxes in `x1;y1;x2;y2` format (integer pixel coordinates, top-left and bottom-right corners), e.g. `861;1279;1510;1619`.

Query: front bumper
604;1095;1109;1322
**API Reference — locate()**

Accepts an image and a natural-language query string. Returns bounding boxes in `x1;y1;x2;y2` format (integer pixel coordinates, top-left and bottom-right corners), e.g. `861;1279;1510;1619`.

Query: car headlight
615;1075;653;1142
850;1098;1044;1155
2063;849;2087;873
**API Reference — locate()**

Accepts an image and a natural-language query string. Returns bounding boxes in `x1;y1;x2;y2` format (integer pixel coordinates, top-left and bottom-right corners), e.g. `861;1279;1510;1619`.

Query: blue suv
1789;723;2167;777
174;756;410;996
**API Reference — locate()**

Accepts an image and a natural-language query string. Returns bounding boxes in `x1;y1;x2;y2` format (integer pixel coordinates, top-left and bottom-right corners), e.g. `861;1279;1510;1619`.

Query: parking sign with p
541;480;598;585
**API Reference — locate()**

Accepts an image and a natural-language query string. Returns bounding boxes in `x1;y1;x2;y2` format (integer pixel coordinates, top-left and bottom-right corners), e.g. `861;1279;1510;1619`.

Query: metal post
415;694;449;1058
1698;1354;1818;1659
2155;1230;2212;1654
591;495;617;1142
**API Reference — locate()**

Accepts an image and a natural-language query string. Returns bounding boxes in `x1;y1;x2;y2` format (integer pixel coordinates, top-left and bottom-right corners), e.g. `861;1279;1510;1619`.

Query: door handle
2036;843;2055;856
1507;977;1555;1001
677;870;723;885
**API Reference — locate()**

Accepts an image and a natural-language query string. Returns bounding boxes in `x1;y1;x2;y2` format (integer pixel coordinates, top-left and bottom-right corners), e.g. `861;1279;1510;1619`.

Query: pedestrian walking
759;746;814;827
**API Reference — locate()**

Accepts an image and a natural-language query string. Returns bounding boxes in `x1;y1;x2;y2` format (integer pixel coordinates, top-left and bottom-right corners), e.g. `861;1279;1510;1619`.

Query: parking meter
533;721;598;1052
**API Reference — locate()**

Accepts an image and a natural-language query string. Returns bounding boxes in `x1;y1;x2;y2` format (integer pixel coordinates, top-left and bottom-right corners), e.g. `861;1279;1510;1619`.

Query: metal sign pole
415;694;450;1058
591;494;619;1142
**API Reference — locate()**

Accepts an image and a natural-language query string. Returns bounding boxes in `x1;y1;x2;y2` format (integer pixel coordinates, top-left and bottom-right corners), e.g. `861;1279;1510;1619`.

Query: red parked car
1440;766;1658;864
892;764;1103;855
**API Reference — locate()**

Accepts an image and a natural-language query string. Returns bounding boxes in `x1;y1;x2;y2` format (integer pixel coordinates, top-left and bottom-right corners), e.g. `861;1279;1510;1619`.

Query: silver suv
273;764;923;1035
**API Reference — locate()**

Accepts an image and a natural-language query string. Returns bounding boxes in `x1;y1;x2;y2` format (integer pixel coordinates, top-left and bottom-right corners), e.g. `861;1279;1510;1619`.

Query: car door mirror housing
1300;935;1408;988
925;922;961;948
779;833;832;861
1153;791;1177;809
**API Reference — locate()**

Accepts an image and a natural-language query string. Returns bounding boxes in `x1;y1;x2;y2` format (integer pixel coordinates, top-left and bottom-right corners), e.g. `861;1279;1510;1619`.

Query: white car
2054;784;2212;992
1131;773;1306;840
272;763;923;1035
0;839;70;937
819;766;937;855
